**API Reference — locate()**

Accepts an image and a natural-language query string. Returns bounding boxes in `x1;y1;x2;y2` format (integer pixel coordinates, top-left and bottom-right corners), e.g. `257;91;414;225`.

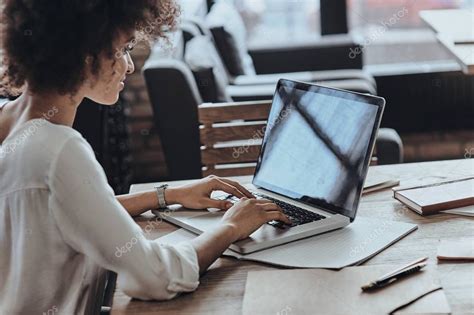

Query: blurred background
100;0;474;191
239;0;471;65
2;0;472;193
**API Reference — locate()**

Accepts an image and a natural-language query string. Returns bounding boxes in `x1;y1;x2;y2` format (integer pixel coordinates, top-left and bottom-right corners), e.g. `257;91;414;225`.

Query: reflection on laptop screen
253;81;382;219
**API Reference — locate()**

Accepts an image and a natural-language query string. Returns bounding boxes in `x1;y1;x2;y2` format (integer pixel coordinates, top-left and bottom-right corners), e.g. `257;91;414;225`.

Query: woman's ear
83;56;96;89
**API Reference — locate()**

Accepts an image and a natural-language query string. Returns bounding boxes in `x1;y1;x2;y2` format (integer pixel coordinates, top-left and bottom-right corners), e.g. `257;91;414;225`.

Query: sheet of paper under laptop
157;217;417;269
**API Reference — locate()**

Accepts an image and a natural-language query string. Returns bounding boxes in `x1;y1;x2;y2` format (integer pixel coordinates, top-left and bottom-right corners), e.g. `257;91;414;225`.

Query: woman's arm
116;188;181;217
117;176;255;217
51;137;290;300
116;177;291;273
117;191;290;274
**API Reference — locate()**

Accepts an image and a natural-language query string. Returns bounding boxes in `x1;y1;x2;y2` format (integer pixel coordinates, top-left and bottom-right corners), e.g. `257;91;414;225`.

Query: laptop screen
253;80;384;220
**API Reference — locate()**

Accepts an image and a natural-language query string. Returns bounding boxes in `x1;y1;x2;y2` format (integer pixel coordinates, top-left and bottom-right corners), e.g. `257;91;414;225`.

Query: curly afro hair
0;0;180;97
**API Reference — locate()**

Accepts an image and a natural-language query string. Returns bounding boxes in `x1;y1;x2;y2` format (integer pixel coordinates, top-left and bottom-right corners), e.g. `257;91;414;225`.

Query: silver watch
155;184;168;209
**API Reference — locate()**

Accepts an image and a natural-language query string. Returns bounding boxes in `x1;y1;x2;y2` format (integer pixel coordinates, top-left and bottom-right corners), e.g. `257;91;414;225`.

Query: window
349;0;470;31
236;0;473;64
348;0;473;65
235;0;321;46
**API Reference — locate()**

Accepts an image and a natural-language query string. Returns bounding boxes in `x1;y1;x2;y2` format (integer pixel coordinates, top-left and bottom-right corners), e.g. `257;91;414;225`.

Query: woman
0;0;290;313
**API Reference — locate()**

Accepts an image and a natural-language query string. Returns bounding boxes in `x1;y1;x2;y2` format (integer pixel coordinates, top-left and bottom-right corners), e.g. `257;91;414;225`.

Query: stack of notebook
393;177;474;215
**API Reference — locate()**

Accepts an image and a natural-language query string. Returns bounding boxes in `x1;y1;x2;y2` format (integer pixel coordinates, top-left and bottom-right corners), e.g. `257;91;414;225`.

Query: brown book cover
393;177;474;215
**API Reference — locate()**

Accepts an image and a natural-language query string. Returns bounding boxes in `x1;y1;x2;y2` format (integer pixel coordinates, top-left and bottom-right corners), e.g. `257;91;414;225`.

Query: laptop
156;79;385;254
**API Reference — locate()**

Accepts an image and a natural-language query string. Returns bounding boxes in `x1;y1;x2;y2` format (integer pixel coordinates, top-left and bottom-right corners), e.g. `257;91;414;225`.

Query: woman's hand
221;198;291;240
165;175;255;210
191;197;291;273
117;175;255;217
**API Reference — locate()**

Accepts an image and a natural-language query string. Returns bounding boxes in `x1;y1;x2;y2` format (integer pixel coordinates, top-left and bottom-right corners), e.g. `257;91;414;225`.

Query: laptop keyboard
218;193;326;229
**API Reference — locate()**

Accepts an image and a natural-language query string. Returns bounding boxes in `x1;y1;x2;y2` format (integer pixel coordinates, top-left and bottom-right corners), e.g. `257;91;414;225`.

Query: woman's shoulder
37;118;83;138
37;119;94;158
1;118;87;156
0;119;95;192
23;118;88;152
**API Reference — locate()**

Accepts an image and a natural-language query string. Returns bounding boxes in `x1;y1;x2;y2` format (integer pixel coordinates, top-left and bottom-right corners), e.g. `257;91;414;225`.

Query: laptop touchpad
181;211;224;232
183;211;293;241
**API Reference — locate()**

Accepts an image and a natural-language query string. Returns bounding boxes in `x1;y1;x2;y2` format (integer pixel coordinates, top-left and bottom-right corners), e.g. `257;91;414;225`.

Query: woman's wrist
219;222;240;243
163;187;181;206
142;188;181;210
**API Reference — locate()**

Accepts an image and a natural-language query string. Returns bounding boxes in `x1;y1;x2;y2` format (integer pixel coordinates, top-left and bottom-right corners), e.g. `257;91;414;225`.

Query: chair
180;17;378;97
199;100;382;177
99;272;117;315
199;100;270;177
143;29;403;181
143;57;403;180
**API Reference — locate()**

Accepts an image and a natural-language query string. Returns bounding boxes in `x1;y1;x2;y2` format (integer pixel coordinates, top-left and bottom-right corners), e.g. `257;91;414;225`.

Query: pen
454;40;474;45
361;257;428;291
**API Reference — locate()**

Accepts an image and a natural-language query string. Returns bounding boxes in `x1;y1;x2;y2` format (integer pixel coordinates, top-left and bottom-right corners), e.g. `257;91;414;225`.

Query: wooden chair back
198;100;377;177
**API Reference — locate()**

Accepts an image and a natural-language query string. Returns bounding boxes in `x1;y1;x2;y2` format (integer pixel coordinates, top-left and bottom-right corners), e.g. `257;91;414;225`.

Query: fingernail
225;202;232;209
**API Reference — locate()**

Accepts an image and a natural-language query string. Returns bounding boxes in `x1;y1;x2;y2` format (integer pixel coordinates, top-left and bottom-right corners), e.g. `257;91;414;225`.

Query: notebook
393;177;474;215
437;239;474;261
242;266;451;315
363;168;400;194
157;217;417;269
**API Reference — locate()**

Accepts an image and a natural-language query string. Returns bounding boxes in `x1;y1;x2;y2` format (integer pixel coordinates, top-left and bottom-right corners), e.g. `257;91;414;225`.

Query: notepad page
224;217;416;268
442;205;474;216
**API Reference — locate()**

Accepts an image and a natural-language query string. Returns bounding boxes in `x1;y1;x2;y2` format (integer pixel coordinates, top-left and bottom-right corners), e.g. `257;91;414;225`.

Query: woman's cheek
118;56;129;74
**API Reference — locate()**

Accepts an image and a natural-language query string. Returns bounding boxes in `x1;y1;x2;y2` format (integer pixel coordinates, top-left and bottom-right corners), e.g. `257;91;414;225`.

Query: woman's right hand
221;198;291;241
191;197;291;273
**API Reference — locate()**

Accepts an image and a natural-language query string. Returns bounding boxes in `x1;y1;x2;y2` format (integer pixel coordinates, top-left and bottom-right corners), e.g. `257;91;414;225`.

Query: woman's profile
0;0;289;313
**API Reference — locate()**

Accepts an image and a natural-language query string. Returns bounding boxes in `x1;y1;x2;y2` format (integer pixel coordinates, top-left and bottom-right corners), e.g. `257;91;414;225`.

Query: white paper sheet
442;205;474;217
158;217;417;269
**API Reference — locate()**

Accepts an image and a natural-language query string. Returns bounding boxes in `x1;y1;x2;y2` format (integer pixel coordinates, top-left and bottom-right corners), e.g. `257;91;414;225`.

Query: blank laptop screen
253;80;383;220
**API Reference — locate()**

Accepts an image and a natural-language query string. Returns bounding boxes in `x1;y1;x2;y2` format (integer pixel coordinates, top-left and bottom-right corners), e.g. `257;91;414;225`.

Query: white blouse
0;118;200;314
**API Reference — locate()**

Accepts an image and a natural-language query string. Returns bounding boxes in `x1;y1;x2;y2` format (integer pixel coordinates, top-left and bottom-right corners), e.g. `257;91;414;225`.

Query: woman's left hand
166;175;255;210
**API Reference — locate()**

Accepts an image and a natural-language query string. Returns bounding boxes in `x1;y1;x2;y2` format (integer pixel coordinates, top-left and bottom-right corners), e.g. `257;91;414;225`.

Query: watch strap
155;184;168;209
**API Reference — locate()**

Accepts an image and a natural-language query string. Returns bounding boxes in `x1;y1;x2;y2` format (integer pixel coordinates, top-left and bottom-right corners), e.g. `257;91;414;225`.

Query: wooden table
112;159;474;314
420;9;474;74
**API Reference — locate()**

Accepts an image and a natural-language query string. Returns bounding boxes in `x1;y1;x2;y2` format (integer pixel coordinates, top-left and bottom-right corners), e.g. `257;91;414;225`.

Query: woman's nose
125;52;135;74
